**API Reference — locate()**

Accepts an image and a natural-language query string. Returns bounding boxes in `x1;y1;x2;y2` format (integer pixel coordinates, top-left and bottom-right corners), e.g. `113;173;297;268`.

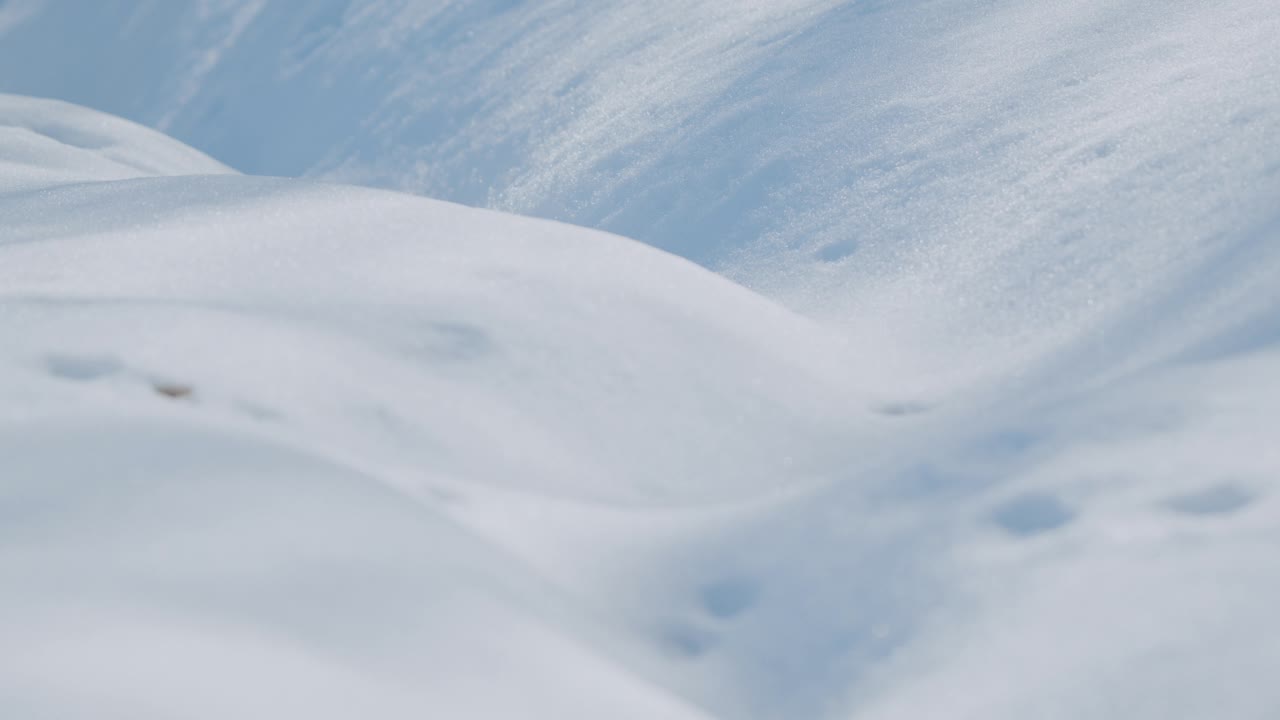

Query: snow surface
2;0;1277;392
0;94;232;192
2;1;1280;718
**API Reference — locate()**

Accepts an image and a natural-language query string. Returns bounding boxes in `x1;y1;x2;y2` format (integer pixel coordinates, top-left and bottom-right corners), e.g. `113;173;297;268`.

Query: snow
0;94;231;192
2;1;1280;718
2;0;1277;392
0;94;867;718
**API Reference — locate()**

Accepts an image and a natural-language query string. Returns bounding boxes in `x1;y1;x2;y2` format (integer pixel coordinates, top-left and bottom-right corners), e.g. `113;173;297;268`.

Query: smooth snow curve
0;94;870;719
1;0;1276;392
0;93;231;192
5;88;1280;720
1;0;1280;717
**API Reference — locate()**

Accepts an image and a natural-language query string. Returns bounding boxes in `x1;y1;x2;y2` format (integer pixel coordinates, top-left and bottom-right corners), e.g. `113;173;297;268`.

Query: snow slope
5;90;1280;720
0;94;232;192
1;0;1276;392
2;0;1280;717
0;93;874;719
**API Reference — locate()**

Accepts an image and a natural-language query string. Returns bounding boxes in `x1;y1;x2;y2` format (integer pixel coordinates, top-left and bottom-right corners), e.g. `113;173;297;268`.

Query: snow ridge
2;0;1280;717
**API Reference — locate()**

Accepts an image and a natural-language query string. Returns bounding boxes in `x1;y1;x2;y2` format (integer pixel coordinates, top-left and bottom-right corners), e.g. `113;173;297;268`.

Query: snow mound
2;0;1276;391
0;170;868;503
0;93;871;719
4;89;1278;720
2;0;1280;715
0;94;230;192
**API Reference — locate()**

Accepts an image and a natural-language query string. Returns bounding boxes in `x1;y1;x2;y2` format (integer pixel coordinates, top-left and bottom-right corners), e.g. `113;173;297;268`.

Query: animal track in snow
1164;483;1256;517
989;492;1075;537
44;352;124;381
701;577;760;620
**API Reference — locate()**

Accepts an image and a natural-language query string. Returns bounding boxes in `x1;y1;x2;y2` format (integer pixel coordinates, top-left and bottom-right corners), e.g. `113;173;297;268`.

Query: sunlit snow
2;2;1279;719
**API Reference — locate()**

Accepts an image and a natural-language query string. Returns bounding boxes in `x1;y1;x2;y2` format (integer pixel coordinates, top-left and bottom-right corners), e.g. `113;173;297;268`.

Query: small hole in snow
154;382;195;400
989;492;1075;537
1165;484;1255;517
874;401;931;417
701;577;760;619
814;240;857;262
659;622;716;658
44;353;123;381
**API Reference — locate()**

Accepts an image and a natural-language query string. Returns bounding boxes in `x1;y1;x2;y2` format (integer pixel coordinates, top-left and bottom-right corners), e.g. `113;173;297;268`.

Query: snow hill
0;93;872;718
2;0;1277;392
2;0;1280;718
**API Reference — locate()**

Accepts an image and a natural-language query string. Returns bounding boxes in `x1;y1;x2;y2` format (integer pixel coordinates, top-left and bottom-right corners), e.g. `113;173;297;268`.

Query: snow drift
0;93;879;718
2;0;1280;717
2;0;1276;391
4;87;1280;720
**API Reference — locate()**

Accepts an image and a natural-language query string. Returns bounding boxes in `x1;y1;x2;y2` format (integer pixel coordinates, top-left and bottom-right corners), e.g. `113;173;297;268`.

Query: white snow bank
4;90;1279;720
0;419;713;720
0;94;230;192
0;94;876;719
0;169;870;503
2;0;1276;394
1;0;1280;714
